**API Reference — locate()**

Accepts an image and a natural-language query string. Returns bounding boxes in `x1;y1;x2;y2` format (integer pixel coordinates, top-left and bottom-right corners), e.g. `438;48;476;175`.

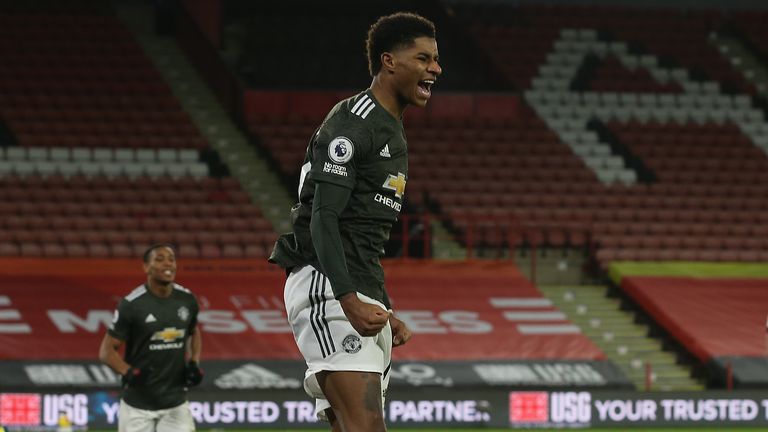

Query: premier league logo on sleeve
328;136;354;164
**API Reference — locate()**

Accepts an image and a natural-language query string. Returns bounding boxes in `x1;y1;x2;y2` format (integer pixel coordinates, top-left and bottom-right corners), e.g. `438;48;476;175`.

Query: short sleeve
308;116;372;189
107;299;132;341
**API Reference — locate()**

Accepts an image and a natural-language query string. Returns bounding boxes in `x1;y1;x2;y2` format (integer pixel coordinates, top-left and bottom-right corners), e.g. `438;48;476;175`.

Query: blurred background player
269;11;441;432
98;244;203;432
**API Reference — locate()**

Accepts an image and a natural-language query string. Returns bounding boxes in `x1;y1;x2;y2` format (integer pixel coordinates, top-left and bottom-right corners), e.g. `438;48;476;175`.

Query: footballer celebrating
269;12;441;432
99;244;203;432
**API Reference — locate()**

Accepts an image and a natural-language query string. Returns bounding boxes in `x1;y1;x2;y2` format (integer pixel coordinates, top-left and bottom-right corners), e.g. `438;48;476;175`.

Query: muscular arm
187;329;202;363
98;333;130;376
310;181;356;298
310;181;389;336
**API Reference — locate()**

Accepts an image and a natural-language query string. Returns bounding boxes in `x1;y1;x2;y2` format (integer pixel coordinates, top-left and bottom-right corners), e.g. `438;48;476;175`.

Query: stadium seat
200;244;222;259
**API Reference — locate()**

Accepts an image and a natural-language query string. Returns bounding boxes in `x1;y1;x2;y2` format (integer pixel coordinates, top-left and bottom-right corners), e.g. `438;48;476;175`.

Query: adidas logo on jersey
214;363;301;389
380;144;391;158
145;314;157;323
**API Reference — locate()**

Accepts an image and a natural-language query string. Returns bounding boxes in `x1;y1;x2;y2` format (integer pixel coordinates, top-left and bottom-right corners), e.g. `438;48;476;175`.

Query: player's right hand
339;293;389;337
121;367;144;388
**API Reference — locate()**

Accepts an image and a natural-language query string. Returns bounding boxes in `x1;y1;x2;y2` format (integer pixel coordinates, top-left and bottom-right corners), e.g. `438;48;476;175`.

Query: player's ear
142;263;150;274
381;52;396;74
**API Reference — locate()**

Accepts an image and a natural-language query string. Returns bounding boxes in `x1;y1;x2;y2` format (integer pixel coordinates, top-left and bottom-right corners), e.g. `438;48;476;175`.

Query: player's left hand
185;361;204;386
389;314;411;347
121;367;144;388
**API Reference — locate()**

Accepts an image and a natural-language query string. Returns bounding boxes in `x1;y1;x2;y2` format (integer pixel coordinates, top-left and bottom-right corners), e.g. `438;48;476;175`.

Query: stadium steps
709;32;768;95
431;221;471;259
114;3;294;234
538;285;705;391
515;249;590;286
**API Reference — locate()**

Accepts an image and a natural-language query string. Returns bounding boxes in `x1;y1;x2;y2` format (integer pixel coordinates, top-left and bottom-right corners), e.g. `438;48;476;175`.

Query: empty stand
0;175;275;258
240;4;768;268
0;6;275;258
621;276;768;361
457;5;754;95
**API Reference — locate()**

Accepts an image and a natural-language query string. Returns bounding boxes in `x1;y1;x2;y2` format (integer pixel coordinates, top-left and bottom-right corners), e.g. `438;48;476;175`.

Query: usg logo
509;391;548;423
550;391;591;424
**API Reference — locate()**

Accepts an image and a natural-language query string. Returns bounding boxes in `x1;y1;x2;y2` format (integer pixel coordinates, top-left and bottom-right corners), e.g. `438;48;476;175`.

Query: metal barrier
394;212;593;283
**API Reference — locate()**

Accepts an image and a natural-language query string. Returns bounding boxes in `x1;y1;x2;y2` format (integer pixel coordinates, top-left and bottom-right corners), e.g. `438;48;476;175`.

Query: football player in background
99;244;203;432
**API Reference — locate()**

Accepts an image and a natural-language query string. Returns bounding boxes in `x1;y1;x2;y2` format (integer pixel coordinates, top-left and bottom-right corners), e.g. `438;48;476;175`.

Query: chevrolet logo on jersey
382;172;406;199
151;327;185;343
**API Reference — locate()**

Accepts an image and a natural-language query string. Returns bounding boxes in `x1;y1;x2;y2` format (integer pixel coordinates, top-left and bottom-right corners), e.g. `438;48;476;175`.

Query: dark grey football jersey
109;283;199;410
270;90;407;307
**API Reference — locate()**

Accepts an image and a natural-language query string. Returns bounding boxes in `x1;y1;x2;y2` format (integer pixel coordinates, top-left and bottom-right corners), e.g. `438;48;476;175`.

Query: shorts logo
342;335;362;354
328;137;354;164
178;306;189;321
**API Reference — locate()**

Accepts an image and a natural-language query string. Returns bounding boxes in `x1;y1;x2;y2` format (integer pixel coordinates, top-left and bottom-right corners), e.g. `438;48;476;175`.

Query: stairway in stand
538;284;705;391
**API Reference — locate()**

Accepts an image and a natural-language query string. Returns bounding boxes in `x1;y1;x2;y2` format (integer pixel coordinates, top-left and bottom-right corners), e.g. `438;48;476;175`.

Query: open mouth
417;79;435;98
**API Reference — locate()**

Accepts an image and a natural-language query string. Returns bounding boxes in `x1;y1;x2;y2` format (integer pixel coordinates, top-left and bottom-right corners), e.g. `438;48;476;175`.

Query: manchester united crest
178;306;189;322
342;334;362;354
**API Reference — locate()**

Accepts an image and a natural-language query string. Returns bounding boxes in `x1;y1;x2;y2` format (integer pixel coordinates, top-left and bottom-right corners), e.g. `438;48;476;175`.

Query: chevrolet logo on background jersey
151;327;185;343
382;172;407;198
149;327;186;350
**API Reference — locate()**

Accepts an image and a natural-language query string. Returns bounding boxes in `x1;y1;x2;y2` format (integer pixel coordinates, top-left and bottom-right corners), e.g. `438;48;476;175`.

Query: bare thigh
317;370;386;432
325;408;341;432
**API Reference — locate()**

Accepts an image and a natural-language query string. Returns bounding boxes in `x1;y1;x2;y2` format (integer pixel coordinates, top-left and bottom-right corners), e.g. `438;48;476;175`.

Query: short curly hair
143;243;176;263
366;12;436;77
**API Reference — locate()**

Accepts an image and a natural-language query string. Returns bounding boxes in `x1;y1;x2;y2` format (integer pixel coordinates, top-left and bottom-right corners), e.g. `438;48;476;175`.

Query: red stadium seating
12;177;275;256
0;2;276;256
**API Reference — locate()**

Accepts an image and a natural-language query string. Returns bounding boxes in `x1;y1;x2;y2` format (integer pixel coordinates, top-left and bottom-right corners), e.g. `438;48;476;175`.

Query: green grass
87;428;768;431
84;428;768;432
226;427;768;432
241;428;768;432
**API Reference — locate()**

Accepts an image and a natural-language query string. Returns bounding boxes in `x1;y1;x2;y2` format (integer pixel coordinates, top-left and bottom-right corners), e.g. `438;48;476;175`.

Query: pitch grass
85;428;768;432
167;428;768;431
86;428;768;431
218;429;768;432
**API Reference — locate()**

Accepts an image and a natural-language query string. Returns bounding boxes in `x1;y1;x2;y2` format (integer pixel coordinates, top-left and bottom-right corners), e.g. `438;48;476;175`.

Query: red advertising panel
0;259;603;361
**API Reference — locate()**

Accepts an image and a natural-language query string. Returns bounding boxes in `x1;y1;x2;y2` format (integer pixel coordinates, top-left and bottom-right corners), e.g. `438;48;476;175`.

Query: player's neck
370;76;405;119
146;280;173;298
